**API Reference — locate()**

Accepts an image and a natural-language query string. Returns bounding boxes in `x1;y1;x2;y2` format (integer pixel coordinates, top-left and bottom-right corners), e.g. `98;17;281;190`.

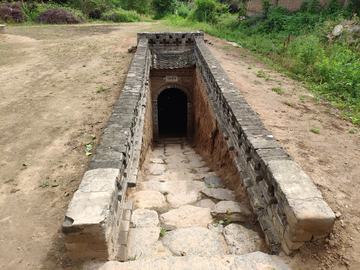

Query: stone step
99;252;290;270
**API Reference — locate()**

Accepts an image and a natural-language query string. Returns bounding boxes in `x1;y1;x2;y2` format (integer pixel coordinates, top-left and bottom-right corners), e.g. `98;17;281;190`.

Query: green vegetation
165;0;360;125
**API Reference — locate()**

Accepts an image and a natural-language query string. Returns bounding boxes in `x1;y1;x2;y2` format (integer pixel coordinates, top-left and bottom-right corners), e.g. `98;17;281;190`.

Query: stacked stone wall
62;37;151;260
62;31;335;260
194;37;335;254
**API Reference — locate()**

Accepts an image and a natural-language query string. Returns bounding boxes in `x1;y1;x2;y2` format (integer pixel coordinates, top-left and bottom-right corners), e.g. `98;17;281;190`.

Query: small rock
64;192;70;197
204;177;222;188
223;223;264;255
166;191;199;208
160;205;212;230
335;211;342;219
148;164;167;175
150;158;164;164
211;201;252;222
131;209;159;228
127;227;172;260
208;223;224;233
131;190;168;214
196;199;216;210
201;188;236;201
332;25;343;36
162;227;227;256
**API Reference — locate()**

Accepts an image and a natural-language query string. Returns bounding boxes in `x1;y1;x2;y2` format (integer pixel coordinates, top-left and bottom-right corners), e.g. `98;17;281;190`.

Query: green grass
165;5;360;126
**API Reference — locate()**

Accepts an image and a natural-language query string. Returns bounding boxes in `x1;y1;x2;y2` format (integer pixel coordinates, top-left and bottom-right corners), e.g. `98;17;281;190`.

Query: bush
152;0;176;18
35;8;85;24
0;2;25;23
120;0;152;14
101;8;141;22
177;2;192;19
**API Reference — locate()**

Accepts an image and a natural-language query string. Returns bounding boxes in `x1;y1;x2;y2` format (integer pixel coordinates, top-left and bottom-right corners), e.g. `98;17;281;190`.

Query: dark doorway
158;88;187;138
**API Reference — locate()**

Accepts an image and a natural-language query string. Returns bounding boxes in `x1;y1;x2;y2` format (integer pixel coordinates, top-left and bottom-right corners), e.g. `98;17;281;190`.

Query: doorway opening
158;88;187;138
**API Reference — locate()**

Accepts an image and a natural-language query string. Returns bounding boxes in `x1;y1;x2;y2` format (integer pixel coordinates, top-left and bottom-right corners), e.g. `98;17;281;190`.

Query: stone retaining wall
62;32;335;260
193;37;335;254
62;37;151;260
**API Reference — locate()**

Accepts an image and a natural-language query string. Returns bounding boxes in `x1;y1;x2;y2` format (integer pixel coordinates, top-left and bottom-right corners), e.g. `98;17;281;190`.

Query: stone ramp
99;252;290;270
112;140;290;268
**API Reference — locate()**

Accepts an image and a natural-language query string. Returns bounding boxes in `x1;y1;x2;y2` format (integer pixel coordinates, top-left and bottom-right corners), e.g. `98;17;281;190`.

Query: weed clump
35;8;84;24
101;8;141;22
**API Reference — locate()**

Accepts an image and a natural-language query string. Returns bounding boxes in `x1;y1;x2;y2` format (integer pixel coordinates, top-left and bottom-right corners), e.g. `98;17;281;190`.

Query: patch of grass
160;228;166;237
271;87;282;95
5;179;14;183
311;127;320;134
39;182;49;188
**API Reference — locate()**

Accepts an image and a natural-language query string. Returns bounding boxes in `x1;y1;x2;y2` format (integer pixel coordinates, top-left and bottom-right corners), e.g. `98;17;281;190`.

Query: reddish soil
0;23;359;270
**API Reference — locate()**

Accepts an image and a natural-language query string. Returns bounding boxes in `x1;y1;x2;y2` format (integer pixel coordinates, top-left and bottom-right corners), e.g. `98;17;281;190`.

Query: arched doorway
158;88;187;138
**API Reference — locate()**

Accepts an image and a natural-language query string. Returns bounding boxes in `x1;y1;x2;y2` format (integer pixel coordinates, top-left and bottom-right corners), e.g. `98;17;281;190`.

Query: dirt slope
0;22;359;270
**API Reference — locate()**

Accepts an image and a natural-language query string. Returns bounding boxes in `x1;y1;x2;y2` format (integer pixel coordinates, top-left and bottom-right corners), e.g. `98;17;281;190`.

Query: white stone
131;209;159;228
196;199;216;210
166;191;199;208
208;223;224;233
201;188;236;201
148;164;167;175
78;168;120;197
131;190;168;214
223;224;265;255
139;180;206;195
195;167;211;173
160;205;212;230
99;252;290;270
211;201;252;222
162;227;227;256
150;158;164;164
189;160;206;167
332;25;343;36
127;227;172;260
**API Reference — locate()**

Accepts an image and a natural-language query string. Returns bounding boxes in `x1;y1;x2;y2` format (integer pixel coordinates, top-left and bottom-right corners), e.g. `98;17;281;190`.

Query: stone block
118;231;129;245
283;230;305;250
211;201;252;222
264;229;279;246
120;220;130;232
64;191;114;227
284;198;335;238
258;211;272;232
266;160;323;200
246;135;282;150
246;186;265;211
259;181;276;205
78;169;119;197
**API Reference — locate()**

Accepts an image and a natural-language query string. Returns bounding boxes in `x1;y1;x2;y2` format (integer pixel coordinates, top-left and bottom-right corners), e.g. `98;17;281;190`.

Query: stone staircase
99;138;290;270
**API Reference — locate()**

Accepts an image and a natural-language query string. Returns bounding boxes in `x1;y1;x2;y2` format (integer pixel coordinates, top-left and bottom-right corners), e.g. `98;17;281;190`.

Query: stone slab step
99;252;290;270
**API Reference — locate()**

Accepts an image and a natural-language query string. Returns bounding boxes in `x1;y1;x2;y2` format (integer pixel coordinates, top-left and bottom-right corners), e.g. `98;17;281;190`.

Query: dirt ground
0;22;359;270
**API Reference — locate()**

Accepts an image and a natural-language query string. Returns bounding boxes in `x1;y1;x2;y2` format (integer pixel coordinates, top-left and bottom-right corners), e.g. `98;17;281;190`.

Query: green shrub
176;2;192;19
101;8;141;22
152;0;176;18
120;0;152;14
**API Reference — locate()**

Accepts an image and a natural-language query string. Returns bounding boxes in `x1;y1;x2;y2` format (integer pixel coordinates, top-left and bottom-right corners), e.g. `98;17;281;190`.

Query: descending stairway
100;138;290;270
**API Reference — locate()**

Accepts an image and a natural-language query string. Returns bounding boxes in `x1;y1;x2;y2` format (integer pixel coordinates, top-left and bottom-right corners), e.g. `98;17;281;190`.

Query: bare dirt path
0;22;359;270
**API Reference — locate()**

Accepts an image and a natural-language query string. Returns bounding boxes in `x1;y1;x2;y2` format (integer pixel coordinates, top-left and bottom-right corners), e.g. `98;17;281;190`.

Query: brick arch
153;84;193;102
